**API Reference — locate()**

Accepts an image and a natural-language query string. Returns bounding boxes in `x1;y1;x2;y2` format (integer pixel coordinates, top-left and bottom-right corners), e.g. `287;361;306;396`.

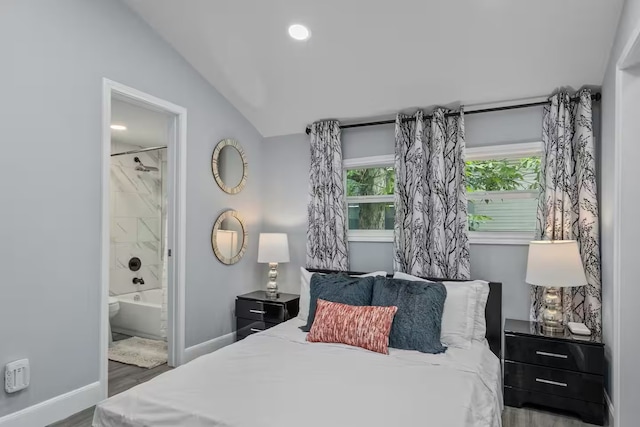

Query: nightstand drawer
236;318;278;340
236;299;286;323
504;360;603;404
505;334;603;374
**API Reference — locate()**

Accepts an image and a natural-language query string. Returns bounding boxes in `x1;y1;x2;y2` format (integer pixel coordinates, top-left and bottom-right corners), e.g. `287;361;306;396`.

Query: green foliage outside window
466;157;540;192
346;167;394;230
466;157;540;231
346;167;394;197
346;157;540;232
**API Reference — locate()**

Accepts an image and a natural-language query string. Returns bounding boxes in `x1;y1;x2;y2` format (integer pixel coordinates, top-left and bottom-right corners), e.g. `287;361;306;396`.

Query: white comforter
94;319;503;427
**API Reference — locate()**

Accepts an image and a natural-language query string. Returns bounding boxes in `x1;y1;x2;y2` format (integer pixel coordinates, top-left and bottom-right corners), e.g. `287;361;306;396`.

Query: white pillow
447;280;489;341
393;272;480;349
297;268;387;323
298;267;313;322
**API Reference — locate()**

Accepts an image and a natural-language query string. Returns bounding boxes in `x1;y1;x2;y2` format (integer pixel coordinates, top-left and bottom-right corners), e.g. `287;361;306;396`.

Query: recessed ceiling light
111;124;127;131
288;24;310;41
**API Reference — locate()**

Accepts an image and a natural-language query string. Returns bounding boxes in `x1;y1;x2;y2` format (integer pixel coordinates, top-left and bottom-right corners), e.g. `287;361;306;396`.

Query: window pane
466;157;540;193
468;198;537;232
348;202;395;230
346;167;394;197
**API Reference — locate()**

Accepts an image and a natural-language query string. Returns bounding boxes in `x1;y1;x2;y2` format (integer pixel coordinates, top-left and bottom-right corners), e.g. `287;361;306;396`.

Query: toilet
108;296;120;345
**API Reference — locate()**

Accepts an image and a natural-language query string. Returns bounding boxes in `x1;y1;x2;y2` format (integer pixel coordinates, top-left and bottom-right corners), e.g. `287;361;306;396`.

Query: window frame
343;142;542;245
466;141;543;245
344;155;395;242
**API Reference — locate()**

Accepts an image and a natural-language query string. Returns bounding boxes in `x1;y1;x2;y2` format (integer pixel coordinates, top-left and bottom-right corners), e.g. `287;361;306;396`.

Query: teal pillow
371;276;447;354
301;274;375;332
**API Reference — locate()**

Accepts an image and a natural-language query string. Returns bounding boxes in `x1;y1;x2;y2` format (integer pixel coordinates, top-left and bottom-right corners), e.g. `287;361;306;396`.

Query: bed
93;272;503;427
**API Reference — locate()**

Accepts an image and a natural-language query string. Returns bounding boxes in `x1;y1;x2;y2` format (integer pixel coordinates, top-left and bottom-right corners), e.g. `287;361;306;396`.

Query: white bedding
94;319;503;427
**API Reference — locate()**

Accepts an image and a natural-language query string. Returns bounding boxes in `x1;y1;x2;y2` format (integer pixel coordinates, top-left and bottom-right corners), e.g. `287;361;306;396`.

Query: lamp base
264;291;279;300
541;286;565;334
265;262;279;300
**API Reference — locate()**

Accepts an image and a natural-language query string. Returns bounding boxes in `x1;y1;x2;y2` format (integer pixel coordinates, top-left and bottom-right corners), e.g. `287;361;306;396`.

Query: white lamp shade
525;240;587;287
257;233;290;263
216;229;238;259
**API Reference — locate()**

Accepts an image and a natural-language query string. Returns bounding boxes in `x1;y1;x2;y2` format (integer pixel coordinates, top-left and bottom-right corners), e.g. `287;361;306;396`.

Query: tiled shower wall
110;141;163;295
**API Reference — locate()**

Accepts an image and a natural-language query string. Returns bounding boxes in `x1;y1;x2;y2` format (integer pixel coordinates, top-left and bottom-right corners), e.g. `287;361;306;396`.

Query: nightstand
235;291;300;341
504;318;605;425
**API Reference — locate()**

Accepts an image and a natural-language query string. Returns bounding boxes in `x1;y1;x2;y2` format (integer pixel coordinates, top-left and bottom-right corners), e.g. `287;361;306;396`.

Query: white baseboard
605;390;614;426
0;381;102;427
183;332;235;363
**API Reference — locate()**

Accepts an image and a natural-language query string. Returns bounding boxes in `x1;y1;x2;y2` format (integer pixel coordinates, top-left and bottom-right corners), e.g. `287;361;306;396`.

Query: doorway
100;79;187;399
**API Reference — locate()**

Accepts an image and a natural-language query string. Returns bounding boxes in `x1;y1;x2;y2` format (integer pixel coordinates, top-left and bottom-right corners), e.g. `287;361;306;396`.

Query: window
466;142;542;244
344;155;395;242
344;143;541;244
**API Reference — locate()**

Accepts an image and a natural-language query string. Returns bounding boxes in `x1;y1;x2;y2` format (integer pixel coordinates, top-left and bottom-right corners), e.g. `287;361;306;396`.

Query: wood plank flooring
503;406;605;427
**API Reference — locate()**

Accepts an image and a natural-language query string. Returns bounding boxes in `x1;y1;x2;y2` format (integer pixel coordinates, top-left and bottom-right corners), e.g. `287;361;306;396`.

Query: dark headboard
306;269;503;358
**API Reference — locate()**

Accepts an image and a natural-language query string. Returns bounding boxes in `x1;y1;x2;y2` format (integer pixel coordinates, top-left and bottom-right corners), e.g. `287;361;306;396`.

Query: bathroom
107;97;172;368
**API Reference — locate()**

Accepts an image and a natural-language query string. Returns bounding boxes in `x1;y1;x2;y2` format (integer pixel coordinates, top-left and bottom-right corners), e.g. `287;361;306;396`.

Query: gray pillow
371;276;447;354
301;274;375;332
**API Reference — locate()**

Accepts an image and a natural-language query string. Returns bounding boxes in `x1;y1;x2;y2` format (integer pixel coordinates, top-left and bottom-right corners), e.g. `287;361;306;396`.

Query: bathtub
111;289;164;341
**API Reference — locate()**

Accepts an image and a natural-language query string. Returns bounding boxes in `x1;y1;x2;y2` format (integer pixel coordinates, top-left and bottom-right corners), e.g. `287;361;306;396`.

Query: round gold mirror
211;210;248;265
211;139;248;194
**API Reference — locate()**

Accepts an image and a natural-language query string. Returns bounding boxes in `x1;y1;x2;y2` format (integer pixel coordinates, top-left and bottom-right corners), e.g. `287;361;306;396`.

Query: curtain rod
304;92;601;135
110;145;167;157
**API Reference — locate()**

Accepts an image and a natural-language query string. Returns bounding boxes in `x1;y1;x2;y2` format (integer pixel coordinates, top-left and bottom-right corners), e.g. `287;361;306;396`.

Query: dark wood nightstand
235;291;300;341
504;318;605;425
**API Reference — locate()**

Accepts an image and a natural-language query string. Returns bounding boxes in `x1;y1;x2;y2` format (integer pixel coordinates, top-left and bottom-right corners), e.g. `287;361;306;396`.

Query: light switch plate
5;359;30;393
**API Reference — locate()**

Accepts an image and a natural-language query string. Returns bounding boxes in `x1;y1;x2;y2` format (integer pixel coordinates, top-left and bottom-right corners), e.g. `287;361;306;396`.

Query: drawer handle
249;309;266;314
536;351;568;359
250;328;263;332
535;378;567;387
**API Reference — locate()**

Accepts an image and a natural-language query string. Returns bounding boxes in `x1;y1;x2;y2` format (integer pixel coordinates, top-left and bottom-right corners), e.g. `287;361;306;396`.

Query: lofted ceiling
124;0;623;137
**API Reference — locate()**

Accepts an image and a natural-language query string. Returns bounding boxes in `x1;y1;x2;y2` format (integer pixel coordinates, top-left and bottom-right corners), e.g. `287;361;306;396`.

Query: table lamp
526;240;587;334
258;233;290;299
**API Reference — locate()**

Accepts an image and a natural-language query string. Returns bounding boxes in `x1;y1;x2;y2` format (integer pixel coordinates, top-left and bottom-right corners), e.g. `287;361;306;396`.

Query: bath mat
108;337;167;369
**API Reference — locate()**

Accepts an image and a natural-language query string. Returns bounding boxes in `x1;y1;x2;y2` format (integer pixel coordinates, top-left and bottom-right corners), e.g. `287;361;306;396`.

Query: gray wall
0;0;262;418
263;106;547;323
601;0;640;419
261;133;309;293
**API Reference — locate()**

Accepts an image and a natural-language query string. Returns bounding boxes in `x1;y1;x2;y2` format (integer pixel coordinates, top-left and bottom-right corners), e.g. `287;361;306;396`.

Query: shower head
134;156;159;172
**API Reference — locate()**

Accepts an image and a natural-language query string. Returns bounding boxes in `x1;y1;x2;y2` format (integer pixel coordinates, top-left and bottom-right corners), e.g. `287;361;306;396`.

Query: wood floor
503;406;605;427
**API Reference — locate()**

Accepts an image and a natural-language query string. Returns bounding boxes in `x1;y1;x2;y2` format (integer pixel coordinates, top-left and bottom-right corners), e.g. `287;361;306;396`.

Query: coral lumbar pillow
306;299;397;354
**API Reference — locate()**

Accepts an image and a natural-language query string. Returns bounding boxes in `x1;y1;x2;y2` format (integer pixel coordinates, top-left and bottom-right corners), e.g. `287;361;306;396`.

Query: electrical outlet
5;359;30;393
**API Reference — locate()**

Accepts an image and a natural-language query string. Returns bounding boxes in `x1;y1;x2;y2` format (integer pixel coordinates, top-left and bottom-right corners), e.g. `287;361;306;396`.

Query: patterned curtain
531;89;602;336
306;120;349;270
394;109;470;279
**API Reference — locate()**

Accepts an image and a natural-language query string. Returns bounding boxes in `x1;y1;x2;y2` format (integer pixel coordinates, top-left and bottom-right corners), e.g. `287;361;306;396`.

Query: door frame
100;78;187;397
611;17;640;427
